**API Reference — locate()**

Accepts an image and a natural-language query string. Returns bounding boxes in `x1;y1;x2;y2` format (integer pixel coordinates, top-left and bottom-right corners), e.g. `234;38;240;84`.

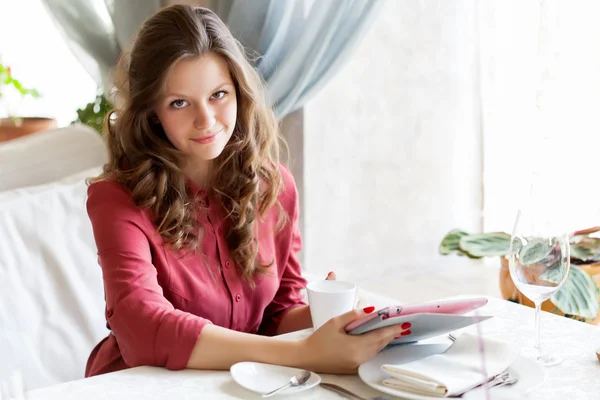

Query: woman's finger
362;322;412;347
326;271;337;280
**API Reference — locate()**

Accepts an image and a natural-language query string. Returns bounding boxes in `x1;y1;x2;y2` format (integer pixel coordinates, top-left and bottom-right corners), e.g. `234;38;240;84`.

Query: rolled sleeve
88;181;210;370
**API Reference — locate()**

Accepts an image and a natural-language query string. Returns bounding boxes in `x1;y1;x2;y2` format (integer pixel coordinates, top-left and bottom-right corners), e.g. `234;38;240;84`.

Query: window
479;1;600;234
0;0;97;126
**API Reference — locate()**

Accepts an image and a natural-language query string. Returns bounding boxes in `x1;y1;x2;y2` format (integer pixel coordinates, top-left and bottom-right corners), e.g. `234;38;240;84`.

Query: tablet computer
345;297;491;345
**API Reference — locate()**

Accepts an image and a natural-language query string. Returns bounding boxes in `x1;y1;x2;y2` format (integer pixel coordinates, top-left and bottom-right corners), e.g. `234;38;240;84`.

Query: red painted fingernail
401;330;411;336
363;306;375;314
401;322;411;330
394;336;401;339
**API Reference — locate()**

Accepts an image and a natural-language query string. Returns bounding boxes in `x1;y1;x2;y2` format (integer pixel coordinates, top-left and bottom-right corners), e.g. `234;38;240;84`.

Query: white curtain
478;0;600;234
41;0;162;93
43;0;384;120
210;0;385;119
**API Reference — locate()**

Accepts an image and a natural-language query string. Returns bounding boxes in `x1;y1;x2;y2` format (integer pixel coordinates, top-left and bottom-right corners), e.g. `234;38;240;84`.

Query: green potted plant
72;92;113;135
0;61;56;142
439;227;600;323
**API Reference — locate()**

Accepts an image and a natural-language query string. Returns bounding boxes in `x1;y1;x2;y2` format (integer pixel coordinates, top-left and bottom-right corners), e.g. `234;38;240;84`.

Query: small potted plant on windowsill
439;227;600;324
72;91;113;135
0;61;57;142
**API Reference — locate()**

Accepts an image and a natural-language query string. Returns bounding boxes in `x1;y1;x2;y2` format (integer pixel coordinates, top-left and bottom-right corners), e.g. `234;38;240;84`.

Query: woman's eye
170;99;188;109
211;90;227;100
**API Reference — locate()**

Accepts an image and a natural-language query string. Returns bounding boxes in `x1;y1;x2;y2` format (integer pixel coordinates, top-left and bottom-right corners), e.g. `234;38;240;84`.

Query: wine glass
508;208;570;367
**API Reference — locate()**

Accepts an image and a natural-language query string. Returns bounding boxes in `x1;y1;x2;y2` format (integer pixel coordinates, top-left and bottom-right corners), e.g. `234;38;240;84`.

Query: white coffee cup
306;280;357;329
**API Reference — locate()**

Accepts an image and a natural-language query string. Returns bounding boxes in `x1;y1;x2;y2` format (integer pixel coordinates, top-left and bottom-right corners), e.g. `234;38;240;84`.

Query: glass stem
534;302;542;356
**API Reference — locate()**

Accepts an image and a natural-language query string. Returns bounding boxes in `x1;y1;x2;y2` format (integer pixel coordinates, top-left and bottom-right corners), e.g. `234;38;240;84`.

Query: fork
449;372;511;397
447;333;519;396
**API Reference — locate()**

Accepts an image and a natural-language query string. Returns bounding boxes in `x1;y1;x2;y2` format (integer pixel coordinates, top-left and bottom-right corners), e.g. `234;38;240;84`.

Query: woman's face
155;52;238;170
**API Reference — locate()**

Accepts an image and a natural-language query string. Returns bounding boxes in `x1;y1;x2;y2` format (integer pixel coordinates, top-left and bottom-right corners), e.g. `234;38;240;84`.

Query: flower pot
0;117;57;143
499;256;600;324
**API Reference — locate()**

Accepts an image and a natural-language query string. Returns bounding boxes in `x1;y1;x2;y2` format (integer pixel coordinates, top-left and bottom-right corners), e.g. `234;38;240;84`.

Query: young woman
85;5;409;377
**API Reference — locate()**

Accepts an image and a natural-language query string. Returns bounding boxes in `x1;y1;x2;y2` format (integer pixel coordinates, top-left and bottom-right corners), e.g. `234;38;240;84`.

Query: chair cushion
0;124;107;192
0;167;108;390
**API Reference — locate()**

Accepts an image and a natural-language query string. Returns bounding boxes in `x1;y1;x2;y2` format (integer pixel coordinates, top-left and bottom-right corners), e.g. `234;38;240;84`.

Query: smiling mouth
191;128;223;144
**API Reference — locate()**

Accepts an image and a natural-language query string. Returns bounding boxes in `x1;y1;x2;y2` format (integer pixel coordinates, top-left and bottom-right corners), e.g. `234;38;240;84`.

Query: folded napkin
380;333;519;397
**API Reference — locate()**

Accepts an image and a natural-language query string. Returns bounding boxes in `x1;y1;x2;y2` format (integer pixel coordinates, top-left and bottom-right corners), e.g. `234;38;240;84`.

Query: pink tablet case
345;297;491;345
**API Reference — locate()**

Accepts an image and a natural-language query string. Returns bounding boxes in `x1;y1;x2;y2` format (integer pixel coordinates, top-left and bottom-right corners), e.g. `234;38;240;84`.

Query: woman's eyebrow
164;82;233;98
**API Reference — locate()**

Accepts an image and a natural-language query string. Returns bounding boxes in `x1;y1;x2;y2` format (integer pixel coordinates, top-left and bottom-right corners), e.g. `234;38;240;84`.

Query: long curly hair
93;5;284;284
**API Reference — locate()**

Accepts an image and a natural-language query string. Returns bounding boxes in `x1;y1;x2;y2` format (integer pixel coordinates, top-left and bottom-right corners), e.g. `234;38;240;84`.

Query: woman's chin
192;145;225;161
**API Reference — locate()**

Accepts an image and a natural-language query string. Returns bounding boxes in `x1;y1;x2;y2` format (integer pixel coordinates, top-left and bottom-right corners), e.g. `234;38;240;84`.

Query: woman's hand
276;271;340;334
299;306;410;374
298;270;410;374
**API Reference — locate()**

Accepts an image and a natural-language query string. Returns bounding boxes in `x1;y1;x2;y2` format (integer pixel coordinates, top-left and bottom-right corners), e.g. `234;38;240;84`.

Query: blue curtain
218;0;385;119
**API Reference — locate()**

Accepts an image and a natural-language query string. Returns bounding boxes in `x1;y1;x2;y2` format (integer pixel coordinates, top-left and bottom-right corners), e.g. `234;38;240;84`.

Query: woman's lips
191;128;222;144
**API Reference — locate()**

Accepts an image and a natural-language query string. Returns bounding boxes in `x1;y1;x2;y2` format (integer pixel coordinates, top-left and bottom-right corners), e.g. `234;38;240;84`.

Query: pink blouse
84;165;307;377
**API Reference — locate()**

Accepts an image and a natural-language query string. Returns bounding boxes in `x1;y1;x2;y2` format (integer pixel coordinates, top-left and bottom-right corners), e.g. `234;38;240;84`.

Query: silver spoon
261;370;312;398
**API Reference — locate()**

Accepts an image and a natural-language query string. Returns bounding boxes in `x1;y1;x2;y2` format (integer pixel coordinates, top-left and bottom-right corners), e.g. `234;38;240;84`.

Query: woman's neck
183;159;211;188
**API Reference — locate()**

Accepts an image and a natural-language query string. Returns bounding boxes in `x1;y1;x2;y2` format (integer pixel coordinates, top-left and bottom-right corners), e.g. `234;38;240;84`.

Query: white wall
303;0;483;283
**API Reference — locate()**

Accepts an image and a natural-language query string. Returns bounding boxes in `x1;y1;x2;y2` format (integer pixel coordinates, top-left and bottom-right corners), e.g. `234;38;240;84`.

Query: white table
26;297;600;400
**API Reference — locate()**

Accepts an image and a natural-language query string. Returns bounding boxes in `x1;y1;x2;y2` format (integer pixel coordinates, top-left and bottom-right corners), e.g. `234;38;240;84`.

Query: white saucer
230;362;321;396
358;343;545;400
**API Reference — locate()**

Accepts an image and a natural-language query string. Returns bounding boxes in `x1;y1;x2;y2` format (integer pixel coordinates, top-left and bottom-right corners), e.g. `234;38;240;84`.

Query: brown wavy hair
93;5;285;283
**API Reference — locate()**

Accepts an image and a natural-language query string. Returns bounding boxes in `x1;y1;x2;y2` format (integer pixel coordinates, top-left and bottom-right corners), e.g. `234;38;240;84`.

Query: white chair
0;126;109;391
0;166;109;391
0;124;107;193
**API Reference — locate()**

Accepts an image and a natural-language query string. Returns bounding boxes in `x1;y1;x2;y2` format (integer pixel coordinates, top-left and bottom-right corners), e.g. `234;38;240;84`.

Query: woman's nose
194;104;216;130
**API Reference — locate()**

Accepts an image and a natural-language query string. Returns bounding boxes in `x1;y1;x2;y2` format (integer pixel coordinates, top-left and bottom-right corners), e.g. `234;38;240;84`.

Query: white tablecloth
26;297;600;400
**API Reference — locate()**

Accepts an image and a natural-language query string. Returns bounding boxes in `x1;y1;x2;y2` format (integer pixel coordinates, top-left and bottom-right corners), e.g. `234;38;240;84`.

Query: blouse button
225;261;231;269
106;309;114;318
235;294;241;302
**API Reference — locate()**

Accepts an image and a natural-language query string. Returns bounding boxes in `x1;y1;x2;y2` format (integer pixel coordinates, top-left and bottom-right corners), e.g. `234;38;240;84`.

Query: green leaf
72;93;113;134
459;232;511;257
571;238;600;263
518;237;556;265
439;230;471;256
571;245;594;262
0;63;41;100
11;78;26;94
28;88;40;99
539;262;569;285
551;265;600;319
